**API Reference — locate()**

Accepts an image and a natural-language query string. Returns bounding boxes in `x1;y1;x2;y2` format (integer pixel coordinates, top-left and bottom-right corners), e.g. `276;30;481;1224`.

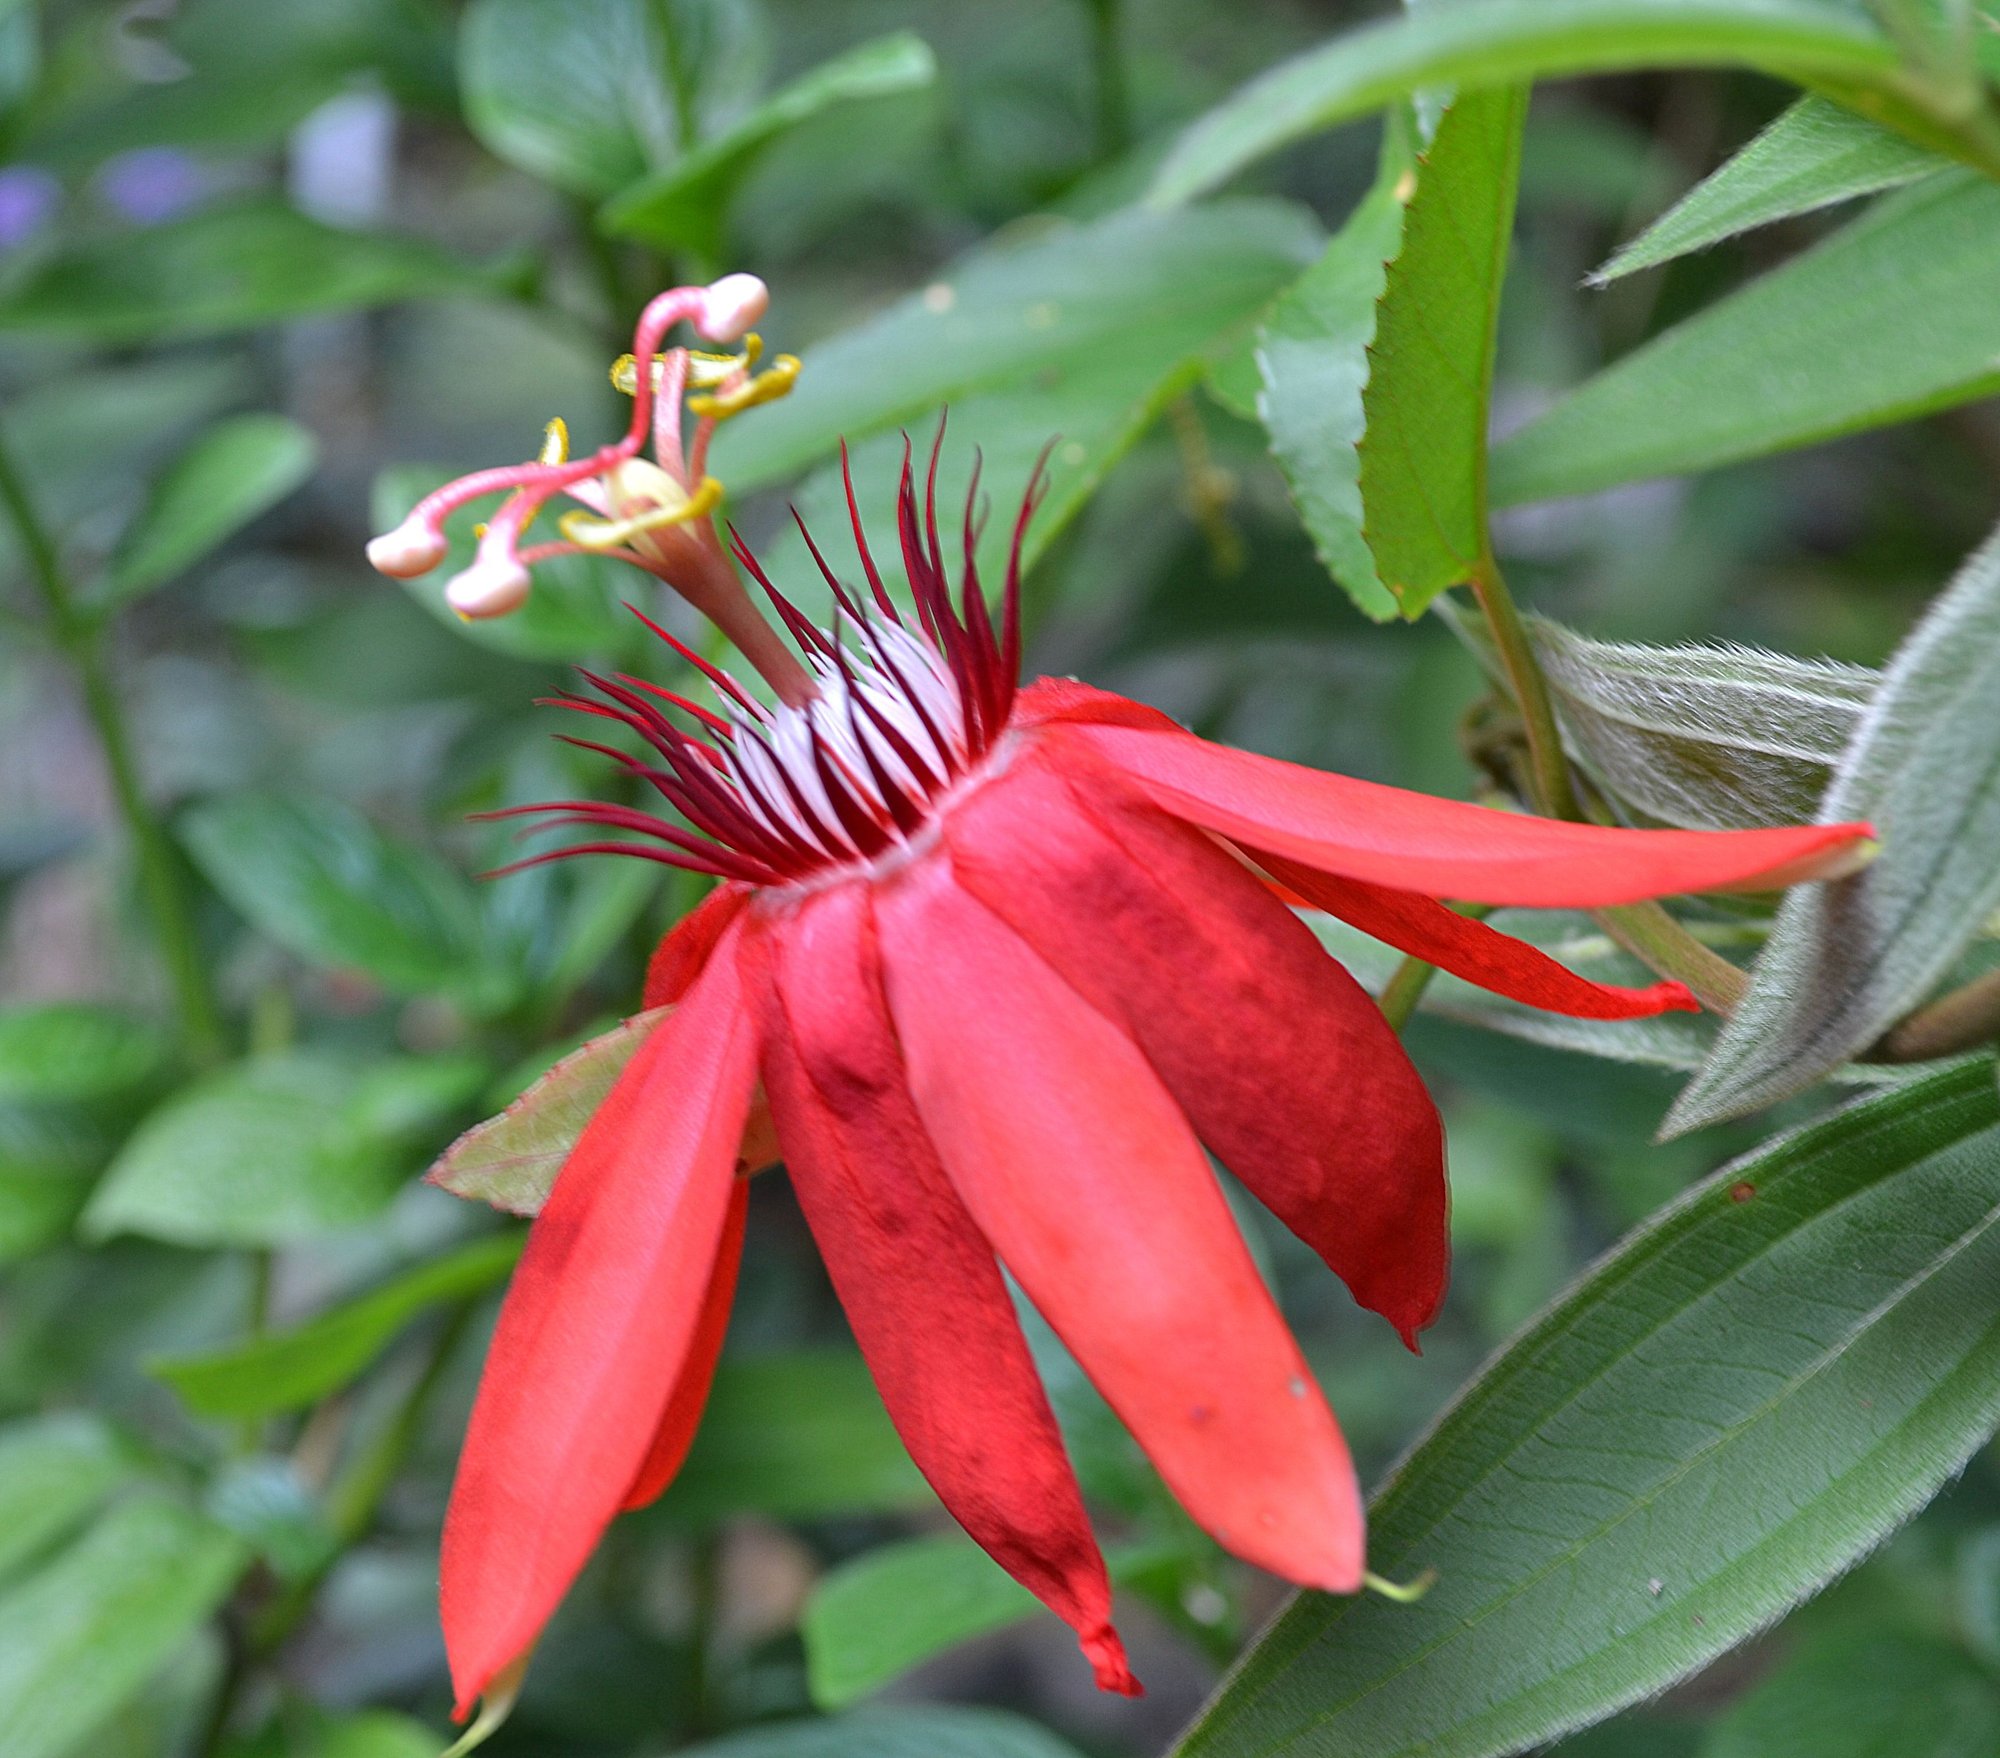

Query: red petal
1053;722;1874;906
877;862;1365;1591
947;755;1446;1346
760;881;1135;1694
1259;852;1699;1020
1013;676;1182;734
644;882;752;1006
620;1176;749;1511
441;925;760;1717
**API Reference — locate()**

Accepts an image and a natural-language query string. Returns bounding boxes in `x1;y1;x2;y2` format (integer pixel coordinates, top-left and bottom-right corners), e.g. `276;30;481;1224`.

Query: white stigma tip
445;557;532;620
366;519;450;579
698;273;768;342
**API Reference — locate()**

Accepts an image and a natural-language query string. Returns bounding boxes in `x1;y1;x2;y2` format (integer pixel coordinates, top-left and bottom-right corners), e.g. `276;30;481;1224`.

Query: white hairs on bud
366;518;450;579
698;274;769;342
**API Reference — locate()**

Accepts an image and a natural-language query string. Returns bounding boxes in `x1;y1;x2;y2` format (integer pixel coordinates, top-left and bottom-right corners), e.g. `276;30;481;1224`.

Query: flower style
372;283;1875;1724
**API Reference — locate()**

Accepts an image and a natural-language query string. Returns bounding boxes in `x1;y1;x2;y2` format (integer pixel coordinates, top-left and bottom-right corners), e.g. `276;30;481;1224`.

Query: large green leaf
0;1495;245;1758
1592;95;1947;284
680;1708;1088;1758
83;1053;484;1246
1147;0;1898;208
600;32;937;257
0;1005;166;1107
1531;619;1876;830
0;1415;128;1585
665;1351;930;1524
153;1233;521;1418
711;200;1322;493
99;415;318;607
1172;1062;2000;1758
1668;522;2000;1131
802;1534;1170;1710
0;202;500;344
1493;171;2000;503
181;791;502;1005
428;1009;661;1215
1255;116;1415;622
1357;84;1526;616
1701;1628;2000;1758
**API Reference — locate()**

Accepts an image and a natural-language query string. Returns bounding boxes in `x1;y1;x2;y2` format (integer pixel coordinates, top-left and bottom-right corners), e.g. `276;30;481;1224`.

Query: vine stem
0;424;226;1063
1463;544;1748;1013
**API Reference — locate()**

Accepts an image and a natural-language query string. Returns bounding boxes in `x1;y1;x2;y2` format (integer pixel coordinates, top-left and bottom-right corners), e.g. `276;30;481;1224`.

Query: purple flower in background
0;167;60;249
96;147;210;224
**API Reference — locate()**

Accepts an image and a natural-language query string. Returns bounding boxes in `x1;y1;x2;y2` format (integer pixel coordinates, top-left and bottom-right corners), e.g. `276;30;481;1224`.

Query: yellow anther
610;337;764;398
687;353;801;420
538;417;570;465
558;475;724;550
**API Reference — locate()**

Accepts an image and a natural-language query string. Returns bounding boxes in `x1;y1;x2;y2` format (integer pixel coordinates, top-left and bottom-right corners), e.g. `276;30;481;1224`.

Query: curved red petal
644;881;753;1007
876;862;1365;1591
1053;722;1874;907
441;925;760;1718
620;1175;749;1511
1259;853;1699;1020
947;755;1446;1346
759;881;1136;1694
1012;676;1182;733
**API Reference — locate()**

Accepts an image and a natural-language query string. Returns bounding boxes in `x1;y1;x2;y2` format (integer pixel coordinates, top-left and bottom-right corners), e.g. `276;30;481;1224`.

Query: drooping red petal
946;754;1446;1346
620;1176;749;1511
645;880;752;1006
876;863;1365;1592
441;925;761;1719
1257;851;1699;1020
759;881;1136;1694
1051;721;1874;907
1012;676;1182;734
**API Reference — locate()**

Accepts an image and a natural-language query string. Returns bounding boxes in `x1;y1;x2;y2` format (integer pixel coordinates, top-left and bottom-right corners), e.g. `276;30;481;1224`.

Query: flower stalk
0;422;226;1064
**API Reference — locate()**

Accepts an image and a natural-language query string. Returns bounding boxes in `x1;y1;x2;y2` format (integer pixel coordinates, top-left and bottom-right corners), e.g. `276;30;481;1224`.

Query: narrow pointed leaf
1358;85;1526;615
1255;118;1415;622
428;1009;663;1216
1531;618;1877;830
100;413;318;606
1592;95;1946;284
1669;522;2000;1130
1173;1062;2000;1758
1147;0;1898;208
1494;172;2000;503
0;1416;129;1585
152;1233;522;1418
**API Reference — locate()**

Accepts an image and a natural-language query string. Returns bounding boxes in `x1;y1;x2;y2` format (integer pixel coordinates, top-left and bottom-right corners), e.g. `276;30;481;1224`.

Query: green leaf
0;1495;244;1758
0;202;499;344
1493;171;2000;503
1255;116;1415;622
181;791;499;1003
1592;95;1947;284
711;199;1322;494
83;1052;482;1247
230;1709;442;1758
1702;1628;2000;1757
0;1416;128;1585
153;1233;521;1419
666;1351;930;1524
679;1707;1088;1758
599;32;937;256
1357;84;1526;616
100;414;318;607
429;1009;662;1215
1530;618;1877;830
802;1535;1169;1710
460;0;683;199
1147;0;1898;208
1668;521;2000;1130
370;463;648;664
0;1005;166;1106
1172;1062;2000;1758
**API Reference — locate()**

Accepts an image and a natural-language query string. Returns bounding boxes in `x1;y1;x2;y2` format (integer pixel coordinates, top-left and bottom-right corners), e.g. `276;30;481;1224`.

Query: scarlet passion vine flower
369;276;1875;1723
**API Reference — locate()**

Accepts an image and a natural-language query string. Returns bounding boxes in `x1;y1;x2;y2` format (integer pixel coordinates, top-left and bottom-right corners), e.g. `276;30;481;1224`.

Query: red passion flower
370;279;1875;1722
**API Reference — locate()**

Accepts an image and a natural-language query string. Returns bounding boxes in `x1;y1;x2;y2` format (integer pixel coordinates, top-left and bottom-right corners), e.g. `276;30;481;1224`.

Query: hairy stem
1868;966;2000;1063
1466;546;1579;822
0;426;226;1063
